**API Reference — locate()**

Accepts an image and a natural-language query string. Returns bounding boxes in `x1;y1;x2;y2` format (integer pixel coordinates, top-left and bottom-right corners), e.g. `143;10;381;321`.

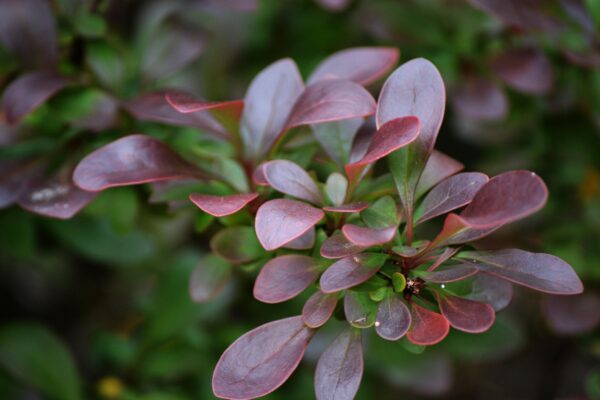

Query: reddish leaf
302;291;338;328
254;255;321;304
542;293;600;335
308;47;399;86
417;172;489;224
240;58;304;159
255;199;324;251
17;173;97;219
189;193;257;217
212;316;315;399
323;202;369;213
314;329;363;400
0;159;44;208
123;91;228;139
422;265;478;283
378;59;446;223
252;163;269;186
345;116;420;183
73;135;205;191
375;295;411;341
189;254;232;302
320;253;387;293
459;249;584;295
314;0;351;12
341;224;397;247
210;226;263;264
285;79;376;131
490;48;554;95
165;90;243;118
415;150;464;199
283;228;315;250
2;71;69;124
469;0;564;32
263;160;323;205
467;273;513;311
437;294;495;333
453;75;508;121
0;0;58;68
407;304;450;346
320;231;367;259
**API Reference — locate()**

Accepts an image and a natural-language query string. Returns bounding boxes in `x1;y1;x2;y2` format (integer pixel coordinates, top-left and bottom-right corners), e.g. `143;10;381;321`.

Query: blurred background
0;0;599;399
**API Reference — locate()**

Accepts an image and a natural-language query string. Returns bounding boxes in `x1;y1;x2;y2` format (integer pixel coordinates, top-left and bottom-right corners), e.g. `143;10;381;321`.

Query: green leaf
210;226;263;264
86;40;124;90
360;195;399;228
0;323;82;400
85;188;138;233
74;14;107;37
344;291;378;328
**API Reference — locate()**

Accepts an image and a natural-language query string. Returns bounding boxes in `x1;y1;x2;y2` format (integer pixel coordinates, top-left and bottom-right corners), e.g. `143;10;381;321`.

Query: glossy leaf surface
407;304;450;346
255;199;324;251
73;135;204;191
254;255;321;303
437;294;495;333
341;224;397;247
189;193;257;217
320;231;367;259
212;316;315;399
320;253;388;293
375;295;411;341
263;160;323;205
302;291;338;328
314;329;363;400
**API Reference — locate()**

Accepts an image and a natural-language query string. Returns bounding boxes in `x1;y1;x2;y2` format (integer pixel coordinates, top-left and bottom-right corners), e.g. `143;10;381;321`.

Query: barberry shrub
70;49;583;400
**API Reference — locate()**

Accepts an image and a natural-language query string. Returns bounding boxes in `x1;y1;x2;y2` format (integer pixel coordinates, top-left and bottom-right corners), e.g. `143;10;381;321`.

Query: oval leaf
263;160;323;205
437;294;496;333
283;227;315;250
344;291;378;328
190;254;232;302
314;329;363;400
320;253;388;293
254;255;321;304
240;58;304;159
255;199;324;251
341;224;397;247
308;47;399;85
73;135;204;191
375;295;411;341
458;249;583;295
490;48;554;95
285;79;376;131
212;316;315;400
302;291;338;328
407;304;450;346
453;74;508;121
417;172;489;224
189;193;257;217
320;231;367;259
325;172;348;206
2;71;69;124
210;226;263;264
466;273;514;311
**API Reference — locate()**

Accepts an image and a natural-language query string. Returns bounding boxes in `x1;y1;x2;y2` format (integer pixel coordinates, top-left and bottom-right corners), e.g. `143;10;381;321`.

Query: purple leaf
283;228;316;250
189;193;257;217
73;135;205;191
189;254;232;302
323;202;369;213
345;116;420;183
255;199;324;251
210;226;263;264
320;231;367;259
212;316;315;400
302;291;338;328
406;304;450;346
421;265;479;283
166;91;243;120
252;163;269;186
285;79;376;131
308;47;399;86
415;150;464;199
0;159;44;208
263;160;323;205
341;224;397;247
314;329;363;400
320;253;387;293
468;0;565;32
467;273;513;311
240;58;304;160
542;293;600;335
375;295;411;341
377;59;446;223
490;48;554;95
17;172;97;219
314;0;352;12
416;172;489;224
459;249;584;295
0;0;58;68
253;255;321;304
123;91;229;139
2;71;69;124
437;294;495;333
452;75;508;121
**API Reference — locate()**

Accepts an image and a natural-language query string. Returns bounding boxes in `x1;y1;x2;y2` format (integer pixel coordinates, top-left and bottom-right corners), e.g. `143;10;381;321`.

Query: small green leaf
74;14;107;37
210;226;263;264
392;272;407;293
344;291;378;328
360;195;398;228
